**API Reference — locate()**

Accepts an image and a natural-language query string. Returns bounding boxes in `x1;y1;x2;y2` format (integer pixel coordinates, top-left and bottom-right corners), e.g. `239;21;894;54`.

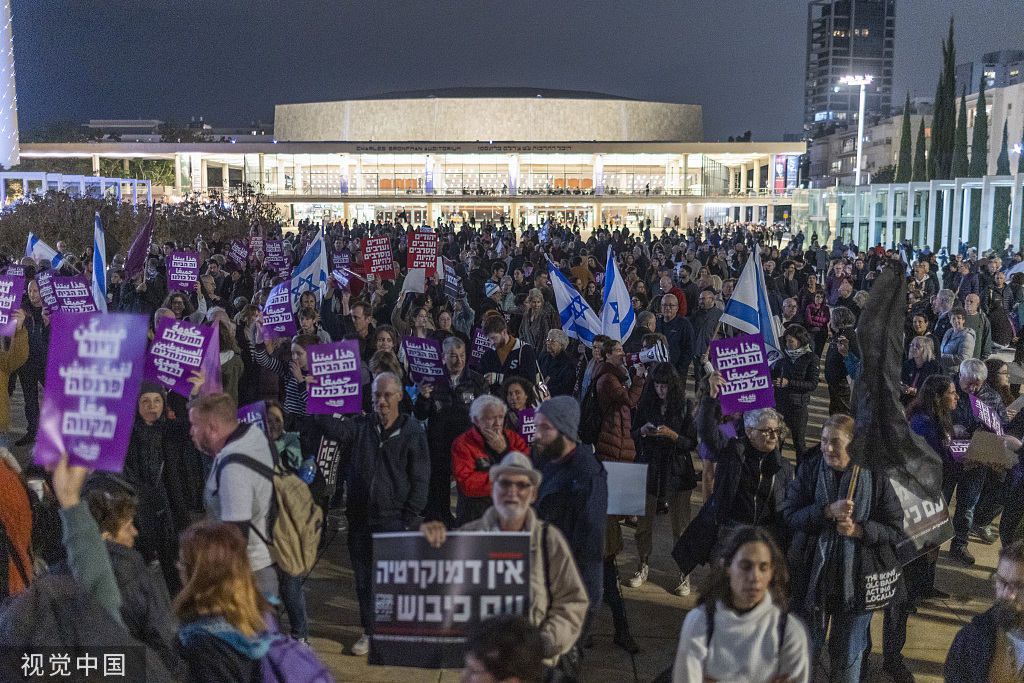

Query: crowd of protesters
3;212;1024;682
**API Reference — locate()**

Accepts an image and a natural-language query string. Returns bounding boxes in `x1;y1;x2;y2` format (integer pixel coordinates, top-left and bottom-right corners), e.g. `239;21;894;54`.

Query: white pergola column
92;154;100;176
951;179;965;253
753;160;762;194
868;185;879;245
980;175;996;252
941;187;953;250
222;163;230;191
1010;174;1023;251
926;181;939;249
885;184;896;246
853;186;863;243
961;184;973;248
174;154;182;193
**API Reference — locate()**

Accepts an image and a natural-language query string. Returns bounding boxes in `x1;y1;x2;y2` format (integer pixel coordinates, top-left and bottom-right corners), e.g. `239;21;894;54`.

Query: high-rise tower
0;0;18;168
804;0;895;138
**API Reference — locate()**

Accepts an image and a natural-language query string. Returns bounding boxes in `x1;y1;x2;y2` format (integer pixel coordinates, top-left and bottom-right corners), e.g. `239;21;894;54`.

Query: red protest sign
360;236;395;280
407;231;438;277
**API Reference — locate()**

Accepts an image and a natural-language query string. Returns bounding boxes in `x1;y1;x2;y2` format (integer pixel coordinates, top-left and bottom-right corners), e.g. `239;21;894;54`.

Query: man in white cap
421;451;589;666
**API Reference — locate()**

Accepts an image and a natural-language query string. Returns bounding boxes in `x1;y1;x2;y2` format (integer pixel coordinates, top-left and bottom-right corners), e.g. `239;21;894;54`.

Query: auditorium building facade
17;88;806;230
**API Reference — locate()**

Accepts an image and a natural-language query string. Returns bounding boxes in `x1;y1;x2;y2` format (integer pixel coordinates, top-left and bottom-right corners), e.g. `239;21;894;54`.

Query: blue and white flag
548;259;602;347
538;218;550;243
601;246;635;342
291;226;328;306
26;232;62;268
92;213;108;313
897;244;912;276
720;244;782;363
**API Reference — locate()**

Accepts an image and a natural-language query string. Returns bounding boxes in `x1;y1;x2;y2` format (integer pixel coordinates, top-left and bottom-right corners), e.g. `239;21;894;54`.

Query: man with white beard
420;451;589;667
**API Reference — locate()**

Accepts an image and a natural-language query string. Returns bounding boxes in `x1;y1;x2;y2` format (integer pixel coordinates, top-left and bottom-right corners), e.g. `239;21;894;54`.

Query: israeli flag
720;244;783;363
538;218;550;243
291;226;328;306
601;246;635;342
897;244;912;276
92;213;108;313
26;232;62;268
548;258;602;347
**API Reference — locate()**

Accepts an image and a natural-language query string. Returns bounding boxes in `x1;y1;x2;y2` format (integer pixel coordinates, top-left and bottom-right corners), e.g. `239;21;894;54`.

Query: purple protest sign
36;270;58;310
146;318;215;397
331;250;352;272
518;408;538;443
261;282;296;340
53;276;97;313
5;265;25;277
950;440;970;462
710;333;774;415
36;313;149;471
307;340;363;414
970;395;1004;436
402;336;446;385
228;240;251;270
469;328;489;369
0;275;24;336
265;240;289;272
167;251;200;291
239;400;268;432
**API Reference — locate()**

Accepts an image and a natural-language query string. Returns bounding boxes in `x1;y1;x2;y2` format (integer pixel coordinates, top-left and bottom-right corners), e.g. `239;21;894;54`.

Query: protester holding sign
0;308;27;446
771;325;820;463
12;280;47;445
420;451;589;667
783;414;904;683
314;372;429;656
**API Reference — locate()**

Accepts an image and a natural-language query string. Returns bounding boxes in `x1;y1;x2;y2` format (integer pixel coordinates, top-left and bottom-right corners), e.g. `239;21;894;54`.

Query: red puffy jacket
452;427;530;498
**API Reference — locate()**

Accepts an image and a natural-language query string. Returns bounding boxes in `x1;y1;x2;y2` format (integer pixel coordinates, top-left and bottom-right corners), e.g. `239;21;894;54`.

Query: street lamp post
840;74;874;186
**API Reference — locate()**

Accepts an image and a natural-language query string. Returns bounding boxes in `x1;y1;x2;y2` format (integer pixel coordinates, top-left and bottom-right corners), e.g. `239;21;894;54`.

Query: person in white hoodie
673;525;809;683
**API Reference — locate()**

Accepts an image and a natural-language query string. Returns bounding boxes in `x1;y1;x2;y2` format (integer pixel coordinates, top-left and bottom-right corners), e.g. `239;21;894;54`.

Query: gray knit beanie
536;395;580;442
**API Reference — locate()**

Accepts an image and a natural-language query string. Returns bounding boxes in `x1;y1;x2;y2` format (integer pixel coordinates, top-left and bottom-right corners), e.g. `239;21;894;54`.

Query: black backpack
577;381;602;445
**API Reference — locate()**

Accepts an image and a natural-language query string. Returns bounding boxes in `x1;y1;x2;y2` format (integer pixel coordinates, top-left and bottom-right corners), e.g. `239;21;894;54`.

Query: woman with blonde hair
175;520;274;681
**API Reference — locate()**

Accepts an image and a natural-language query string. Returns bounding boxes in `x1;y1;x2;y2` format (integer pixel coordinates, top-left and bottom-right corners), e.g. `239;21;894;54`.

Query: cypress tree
993;120;1012;248
951;88;970;179
969;75;990;177
928;76;944;180
997;119;1011;175
933;18;958;180
912;118;928;182
896;93;913;183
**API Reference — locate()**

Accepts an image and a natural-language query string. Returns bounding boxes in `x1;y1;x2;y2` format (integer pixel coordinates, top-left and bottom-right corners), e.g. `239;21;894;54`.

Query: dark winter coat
594;362;644;463
630;398;698;495
413;369;490;479
782;451;905;614
538;350;577;397
315;412;430;528
535;443;608;607
771;350;820;411
944;607;1011;683
656;315;696;376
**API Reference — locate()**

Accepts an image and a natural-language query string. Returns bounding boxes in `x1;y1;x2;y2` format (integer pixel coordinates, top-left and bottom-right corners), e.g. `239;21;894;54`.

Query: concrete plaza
4;361;993;683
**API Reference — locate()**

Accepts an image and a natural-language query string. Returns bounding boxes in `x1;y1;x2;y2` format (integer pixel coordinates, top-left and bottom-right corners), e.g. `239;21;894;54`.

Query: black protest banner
370;531;531;669
890;476;954;565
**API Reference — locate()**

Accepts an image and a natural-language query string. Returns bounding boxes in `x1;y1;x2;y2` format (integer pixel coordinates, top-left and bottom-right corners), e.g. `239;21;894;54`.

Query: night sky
11;0;1024;141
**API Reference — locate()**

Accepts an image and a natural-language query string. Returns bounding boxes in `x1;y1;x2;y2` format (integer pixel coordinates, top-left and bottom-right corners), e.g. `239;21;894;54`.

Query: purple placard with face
518;408;538;443
36;270;58;310
970;395;1004;436
36;312;149;471
469;328;489;369
5;264;25;277
53;276;97;313
402;336;446;386
239;400;268;432
228;240;251;270
710;333;775;415
0;275;24;336
261;282;296;340
167;251;200;291
146;317;215;397
307;340;362;414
